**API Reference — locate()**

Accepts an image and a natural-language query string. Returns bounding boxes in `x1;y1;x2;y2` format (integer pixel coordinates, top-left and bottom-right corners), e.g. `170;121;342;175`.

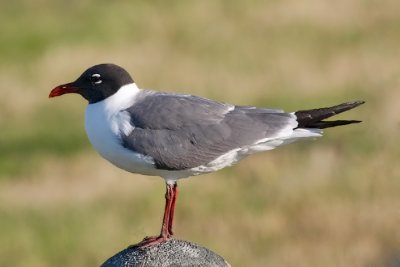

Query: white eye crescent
90;73;102;84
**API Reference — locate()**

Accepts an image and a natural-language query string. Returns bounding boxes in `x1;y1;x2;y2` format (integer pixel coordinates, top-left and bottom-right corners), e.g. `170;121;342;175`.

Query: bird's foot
131;234;172;248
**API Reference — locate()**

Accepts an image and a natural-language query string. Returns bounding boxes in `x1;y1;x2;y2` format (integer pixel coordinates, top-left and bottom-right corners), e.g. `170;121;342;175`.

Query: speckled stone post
100;238;230;267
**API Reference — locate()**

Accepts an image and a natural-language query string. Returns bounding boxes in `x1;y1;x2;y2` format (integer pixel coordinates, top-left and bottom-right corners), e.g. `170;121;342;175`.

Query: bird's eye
90;74;102;84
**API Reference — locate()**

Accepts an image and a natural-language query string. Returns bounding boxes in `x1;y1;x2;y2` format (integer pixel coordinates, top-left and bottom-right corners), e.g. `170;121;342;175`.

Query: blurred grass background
0;0;399;266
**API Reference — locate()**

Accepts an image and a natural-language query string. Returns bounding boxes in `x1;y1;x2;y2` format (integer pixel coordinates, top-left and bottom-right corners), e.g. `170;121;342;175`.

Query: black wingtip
344;100;365;107
295;100;365;129
327;100;365;113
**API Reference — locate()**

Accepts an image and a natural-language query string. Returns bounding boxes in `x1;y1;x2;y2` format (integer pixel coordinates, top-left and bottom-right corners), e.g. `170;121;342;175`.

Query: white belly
85;102;158;176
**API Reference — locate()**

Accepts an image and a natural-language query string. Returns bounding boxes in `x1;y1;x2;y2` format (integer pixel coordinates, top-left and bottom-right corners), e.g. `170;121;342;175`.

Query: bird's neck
97;83;141;114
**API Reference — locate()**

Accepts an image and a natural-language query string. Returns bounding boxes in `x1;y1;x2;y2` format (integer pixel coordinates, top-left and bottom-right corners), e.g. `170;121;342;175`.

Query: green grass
0;0;399;266
0;108;88;177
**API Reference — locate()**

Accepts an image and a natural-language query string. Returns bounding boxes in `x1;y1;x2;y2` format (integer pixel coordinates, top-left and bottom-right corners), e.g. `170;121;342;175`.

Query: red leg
168;183;178;236
160;182;175;238
136;181;178;247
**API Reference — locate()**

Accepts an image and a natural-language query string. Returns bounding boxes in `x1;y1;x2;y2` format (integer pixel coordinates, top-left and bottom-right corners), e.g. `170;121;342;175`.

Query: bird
49;63;364;246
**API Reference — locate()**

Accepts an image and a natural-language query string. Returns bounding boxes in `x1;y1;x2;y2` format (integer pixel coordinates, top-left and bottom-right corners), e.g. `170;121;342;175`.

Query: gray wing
122;92;295;170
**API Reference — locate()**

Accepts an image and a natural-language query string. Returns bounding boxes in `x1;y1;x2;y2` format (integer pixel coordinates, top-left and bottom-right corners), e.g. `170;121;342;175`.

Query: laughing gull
49;63;364;246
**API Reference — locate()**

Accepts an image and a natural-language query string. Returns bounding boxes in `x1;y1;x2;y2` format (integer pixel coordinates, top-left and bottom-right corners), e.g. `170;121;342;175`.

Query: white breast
84;83;156;175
